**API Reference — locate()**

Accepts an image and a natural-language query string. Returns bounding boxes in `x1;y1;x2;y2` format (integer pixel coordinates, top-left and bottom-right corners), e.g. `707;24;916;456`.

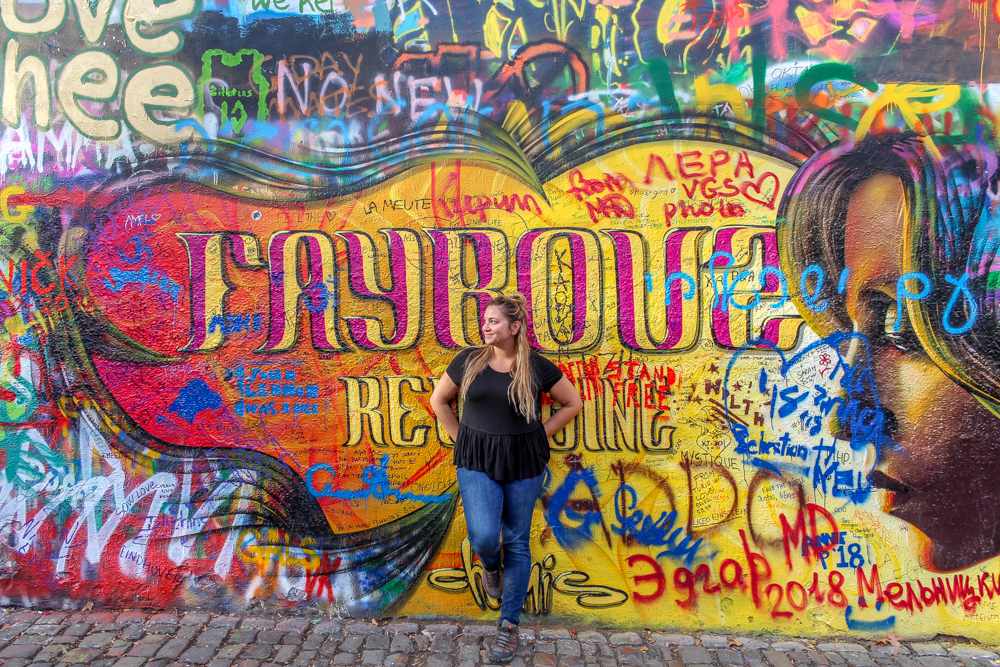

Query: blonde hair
459;293;539;422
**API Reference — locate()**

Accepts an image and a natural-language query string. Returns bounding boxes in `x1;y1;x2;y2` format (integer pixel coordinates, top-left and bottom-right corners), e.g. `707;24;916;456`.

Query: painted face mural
777;136;1000;574
5;0;1000;641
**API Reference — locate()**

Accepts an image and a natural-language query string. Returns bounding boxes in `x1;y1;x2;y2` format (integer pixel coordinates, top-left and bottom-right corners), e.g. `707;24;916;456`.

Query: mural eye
880;300;920;353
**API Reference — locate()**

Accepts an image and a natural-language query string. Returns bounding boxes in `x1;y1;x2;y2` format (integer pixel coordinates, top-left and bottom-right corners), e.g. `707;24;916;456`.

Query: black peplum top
445;347;564;482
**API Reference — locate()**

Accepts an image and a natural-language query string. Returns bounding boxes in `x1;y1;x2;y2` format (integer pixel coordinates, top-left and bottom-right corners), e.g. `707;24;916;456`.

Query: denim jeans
456;467;545;626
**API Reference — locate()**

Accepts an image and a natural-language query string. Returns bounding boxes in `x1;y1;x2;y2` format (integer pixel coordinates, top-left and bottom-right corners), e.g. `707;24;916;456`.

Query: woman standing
430;293;583;662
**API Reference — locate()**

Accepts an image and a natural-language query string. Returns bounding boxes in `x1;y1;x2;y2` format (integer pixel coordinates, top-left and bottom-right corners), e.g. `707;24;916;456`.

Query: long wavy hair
460;293;539;422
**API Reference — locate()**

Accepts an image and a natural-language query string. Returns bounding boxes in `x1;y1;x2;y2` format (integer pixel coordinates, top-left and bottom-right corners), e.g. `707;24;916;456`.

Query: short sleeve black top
446;348;563;481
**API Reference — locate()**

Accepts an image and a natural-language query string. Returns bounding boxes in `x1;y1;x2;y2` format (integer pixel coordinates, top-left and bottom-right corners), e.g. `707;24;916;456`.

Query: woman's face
482;305;519;348
844;174;1000;572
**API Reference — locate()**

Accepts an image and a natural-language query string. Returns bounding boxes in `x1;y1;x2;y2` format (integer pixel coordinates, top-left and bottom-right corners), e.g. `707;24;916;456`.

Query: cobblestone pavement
0;609;997;667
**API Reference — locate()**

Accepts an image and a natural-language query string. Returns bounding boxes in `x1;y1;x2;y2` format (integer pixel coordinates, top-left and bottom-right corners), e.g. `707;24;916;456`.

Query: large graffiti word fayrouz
2;0;1000;640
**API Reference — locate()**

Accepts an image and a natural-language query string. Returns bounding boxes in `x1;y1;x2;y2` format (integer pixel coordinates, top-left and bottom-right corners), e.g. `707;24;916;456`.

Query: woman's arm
542;376;583;438
430;373;461;441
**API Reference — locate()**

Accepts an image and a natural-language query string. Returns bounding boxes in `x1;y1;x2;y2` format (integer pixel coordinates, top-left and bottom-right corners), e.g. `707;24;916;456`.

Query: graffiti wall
3;0;1000;639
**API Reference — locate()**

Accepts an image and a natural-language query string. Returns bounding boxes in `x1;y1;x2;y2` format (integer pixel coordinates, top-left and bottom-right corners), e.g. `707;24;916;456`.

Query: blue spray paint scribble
169;379;223;424
653;261;977;333
114;235;154;264
724;332;893;504
612;485;715;566
733;427;809;472
307;455;450;504
210;313;262;335
544;466;604;549
844;604;896;631
105;265;183;302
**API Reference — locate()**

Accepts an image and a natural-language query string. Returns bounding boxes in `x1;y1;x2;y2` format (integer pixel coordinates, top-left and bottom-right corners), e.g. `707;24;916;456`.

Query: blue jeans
456;467;545;626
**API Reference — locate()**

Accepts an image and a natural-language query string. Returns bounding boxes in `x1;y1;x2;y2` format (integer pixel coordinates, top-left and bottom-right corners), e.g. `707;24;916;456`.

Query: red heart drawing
741;172;780;210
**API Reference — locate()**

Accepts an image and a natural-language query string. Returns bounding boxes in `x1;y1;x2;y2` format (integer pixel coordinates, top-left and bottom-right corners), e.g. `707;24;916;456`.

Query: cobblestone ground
0;609;996;667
